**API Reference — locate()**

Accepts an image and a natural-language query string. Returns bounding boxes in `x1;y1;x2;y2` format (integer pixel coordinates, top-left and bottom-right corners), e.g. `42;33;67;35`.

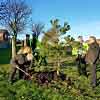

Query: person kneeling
9;46;33;83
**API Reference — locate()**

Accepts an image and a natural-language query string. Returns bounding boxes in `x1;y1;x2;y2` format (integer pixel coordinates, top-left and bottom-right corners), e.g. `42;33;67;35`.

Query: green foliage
0;39;100;100
64;35;75;46
0;63;100;100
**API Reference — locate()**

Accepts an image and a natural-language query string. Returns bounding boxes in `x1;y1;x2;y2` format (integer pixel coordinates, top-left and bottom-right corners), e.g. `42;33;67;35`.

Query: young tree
0;0;31;58
64;35;75;55
42;19;70;75
64;35;75;46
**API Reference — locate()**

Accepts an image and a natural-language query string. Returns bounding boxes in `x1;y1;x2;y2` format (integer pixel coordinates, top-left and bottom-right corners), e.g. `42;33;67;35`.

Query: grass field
0;48;100;99
0;61;100;100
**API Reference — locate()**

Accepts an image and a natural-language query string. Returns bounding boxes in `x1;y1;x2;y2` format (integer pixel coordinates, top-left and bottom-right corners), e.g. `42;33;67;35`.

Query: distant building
0;29;10;48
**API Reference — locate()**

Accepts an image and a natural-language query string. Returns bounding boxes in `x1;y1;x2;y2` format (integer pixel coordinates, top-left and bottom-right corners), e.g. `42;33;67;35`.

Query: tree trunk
12;35;16;58
57;49;60;76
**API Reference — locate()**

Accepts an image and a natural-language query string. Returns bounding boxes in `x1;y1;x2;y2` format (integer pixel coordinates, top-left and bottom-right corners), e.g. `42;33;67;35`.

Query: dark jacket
85;43;100;64
10;54;27;66
9;54;32;82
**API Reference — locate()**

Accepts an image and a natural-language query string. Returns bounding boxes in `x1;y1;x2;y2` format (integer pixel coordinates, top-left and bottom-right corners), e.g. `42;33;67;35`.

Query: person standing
85;36;100;88
31;34;37;53
72;36;88;76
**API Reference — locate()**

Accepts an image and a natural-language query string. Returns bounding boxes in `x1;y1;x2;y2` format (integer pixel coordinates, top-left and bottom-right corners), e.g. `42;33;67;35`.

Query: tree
42;19;70;75
64;35;75;46
0;0;31;58
64;35;75;55
42;19;70;46
31;23;44;52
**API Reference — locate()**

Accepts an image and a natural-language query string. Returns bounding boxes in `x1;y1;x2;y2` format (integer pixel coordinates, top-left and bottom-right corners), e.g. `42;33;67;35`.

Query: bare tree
31;23;44;52
32;23;44;38
42;19;70;75
0;0;31;58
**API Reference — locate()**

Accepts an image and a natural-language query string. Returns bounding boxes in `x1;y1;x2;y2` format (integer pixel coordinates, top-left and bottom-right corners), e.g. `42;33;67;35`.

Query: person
9;46;33;83
85;36;100;87
72;36;89;76
31;34;37;53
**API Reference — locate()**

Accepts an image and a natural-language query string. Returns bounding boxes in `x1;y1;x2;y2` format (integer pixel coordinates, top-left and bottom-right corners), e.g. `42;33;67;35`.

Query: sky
24;0;100;40
1;0;100;40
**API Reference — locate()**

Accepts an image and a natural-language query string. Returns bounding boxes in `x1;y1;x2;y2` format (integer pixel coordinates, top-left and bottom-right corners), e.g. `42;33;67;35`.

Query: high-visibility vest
83;43;89;52
72;48;78;56
72;42;89;56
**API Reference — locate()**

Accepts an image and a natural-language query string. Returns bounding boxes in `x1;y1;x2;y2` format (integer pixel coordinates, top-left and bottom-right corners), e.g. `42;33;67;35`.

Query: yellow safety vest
72;43;89;56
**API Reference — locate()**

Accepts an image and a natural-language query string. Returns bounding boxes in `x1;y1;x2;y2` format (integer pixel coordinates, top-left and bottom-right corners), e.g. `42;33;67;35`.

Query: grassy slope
0;61;100;99
0;48;100;99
